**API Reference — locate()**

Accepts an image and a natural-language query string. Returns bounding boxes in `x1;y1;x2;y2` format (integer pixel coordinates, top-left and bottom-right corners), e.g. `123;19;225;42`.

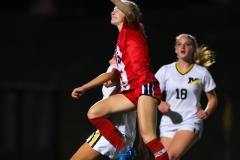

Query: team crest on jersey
188;77;199;85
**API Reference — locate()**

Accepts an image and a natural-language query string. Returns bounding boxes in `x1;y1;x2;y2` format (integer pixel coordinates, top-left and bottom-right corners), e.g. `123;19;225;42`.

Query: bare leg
70;142;102;160
160;137;172;151
138;95;169;160
87;94;136;150
137;95;158;143
87;94;135;119
161;130;199;160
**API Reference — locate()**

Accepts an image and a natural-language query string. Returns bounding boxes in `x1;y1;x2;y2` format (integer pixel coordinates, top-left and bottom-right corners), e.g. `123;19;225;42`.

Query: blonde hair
176;34;216;68
122;0;146;36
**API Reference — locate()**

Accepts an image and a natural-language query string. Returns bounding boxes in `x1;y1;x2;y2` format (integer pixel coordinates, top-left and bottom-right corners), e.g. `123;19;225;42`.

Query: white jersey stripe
142;82;154;96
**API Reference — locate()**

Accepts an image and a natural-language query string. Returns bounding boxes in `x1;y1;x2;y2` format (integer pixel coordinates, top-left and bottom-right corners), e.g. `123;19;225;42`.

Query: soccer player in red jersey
71;1;169;159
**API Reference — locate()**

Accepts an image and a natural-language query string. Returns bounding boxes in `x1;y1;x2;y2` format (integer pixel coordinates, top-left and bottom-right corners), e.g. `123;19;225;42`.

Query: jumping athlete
71;0;169;160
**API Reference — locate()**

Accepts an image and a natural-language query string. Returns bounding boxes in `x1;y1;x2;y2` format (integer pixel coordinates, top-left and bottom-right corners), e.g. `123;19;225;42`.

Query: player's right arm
71;68;118;99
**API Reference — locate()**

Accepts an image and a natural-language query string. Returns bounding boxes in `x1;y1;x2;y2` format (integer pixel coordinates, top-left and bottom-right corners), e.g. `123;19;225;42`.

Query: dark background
1;0;240;159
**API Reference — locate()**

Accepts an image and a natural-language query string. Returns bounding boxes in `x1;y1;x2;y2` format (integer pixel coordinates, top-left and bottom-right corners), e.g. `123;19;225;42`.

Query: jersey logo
114;41;122;64
188;77;199;85
116;54;121;64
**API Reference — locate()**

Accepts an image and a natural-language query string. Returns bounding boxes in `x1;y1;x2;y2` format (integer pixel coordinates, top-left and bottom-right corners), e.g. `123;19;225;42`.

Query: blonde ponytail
194;45;216;68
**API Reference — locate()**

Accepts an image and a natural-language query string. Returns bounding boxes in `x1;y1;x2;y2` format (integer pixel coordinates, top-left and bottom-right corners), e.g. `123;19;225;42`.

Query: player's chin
111;20;118;26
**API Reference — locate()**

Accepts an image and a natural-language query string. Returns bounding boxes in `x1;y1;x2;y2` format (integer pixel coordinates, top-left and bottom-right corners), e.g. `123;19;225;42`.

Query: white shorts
160;121;203;138
86;130;134;159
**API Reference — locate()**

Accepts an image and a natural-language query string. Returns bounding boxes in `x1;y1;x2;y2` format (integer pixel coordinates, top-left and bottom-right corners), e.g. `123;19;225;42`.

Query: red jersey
114;17;158;91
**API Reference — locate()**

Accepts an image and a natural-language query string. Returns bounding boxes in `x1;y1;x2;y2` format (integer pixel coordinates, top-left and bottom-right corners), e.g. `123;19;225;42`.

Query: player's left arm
197;89;218;119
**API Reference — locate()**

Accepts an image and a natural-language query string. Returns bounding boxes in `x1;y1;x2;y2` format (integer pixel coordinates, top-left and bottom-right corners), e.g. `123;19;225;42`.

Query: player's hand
158;101;170;113
71;86;86;99
197;109;209;120
104;80;113;87
138;143;149;160
104;77;120;87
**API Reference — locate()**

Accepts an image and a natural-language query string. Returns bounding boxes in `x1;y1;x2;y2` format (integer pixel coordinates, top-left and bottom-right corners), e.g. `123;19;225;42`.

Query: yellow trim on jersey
89;130;101;147
176;62;194;75
193;128;200;135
